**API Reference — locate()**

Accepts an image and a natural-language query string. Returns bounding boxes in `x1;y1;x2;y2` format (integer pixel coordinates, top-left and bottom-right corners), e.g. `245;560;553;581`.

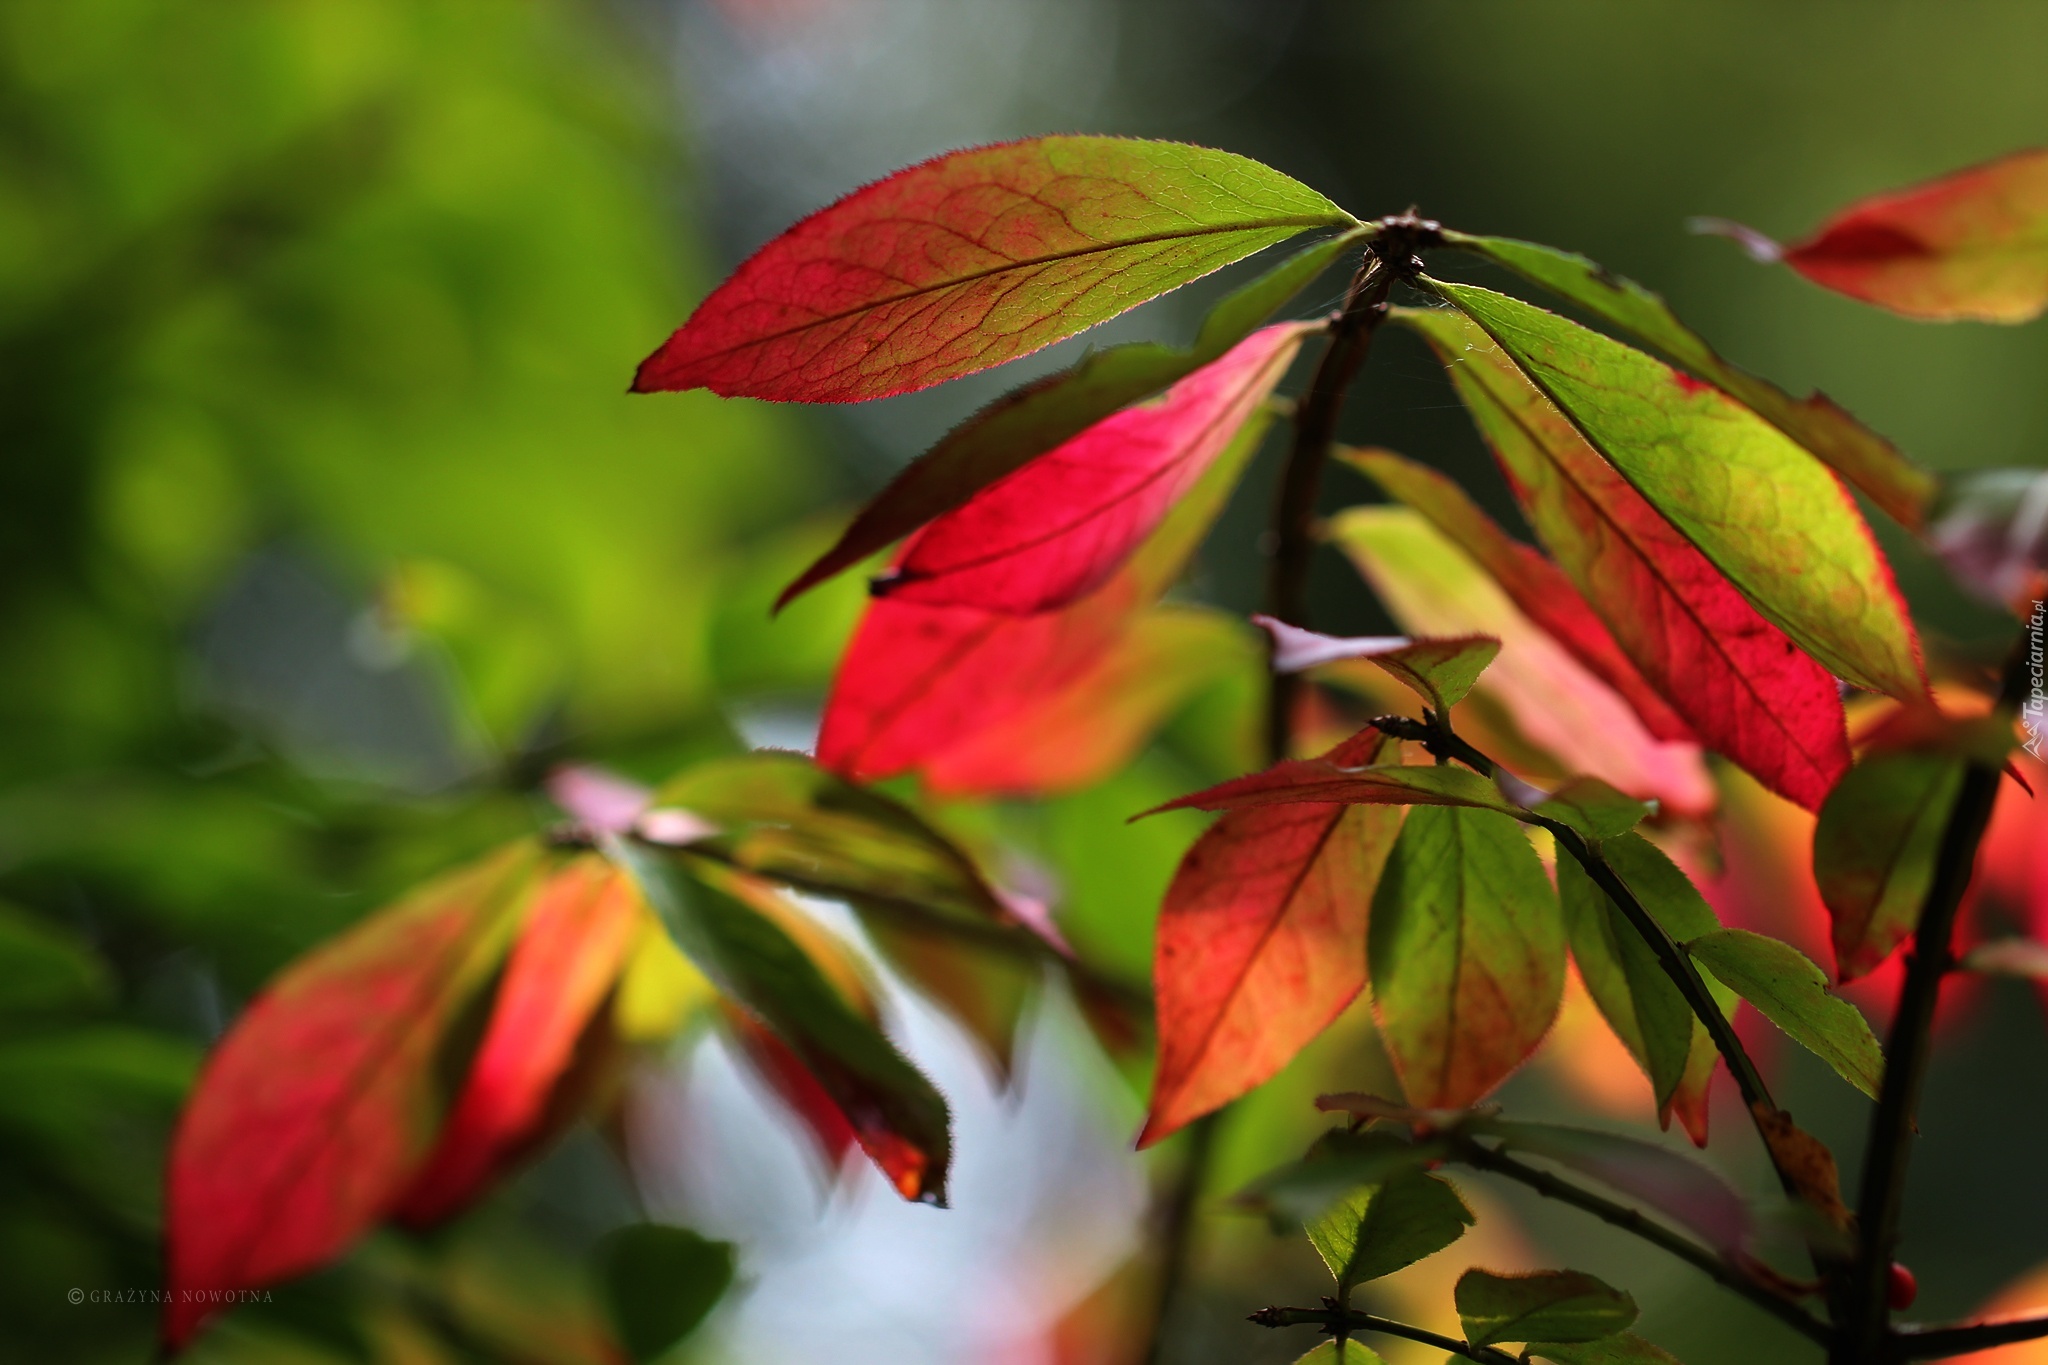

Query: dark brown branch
1837;641;2032;1364
1890;1313;2048;1360
1447;1135;1830;1345
1249;1303;1520;1365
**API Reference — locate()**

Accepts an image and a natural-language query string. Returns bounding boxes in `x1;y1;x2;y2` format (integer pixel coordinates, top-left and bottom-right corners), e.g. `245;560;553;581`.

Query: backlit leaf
620;845;952;1203
633;136;1354;402
819;403;1269;785
1688;928;1884;1099
394;856;644;1227
1141;728;1404;1146
1256;615;1501;714
1307;1166;1474;1295
1486;1120;1751;1254
1428;279;1925;703
1329;507;1716;818
164;844;543;1348
1239;1126;1449;1227
1391;307;1852;810
779;231;1358;606
1815;751;1966;981
1763;148;2048;323
1530;1333;1684;1365
1533;779;1653;842
1456;1268;1639;1348
655;751;1009;930
1370;805;1564;1108
877;323;1314;613
1557;833;1732;1138
1150;747;1519;821
919;605;1255;798
1340;447;1694;743
1443;234;1935;526
595;1223;735;1364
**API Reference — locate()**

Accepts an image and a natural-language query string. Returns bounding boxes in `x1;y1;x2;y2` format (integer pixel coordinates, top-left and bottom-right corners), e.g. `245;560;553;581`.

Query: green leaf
1294;1341;1389;1365
653;752;1010;930
1814;751;1965;981
1687;928;1884;1099
1426;278;1925;702
0;900;112;1015
595;1223;735;1363
1533;778;1653;841
1530;1332;1684;1365
1456;1268;1639;1347
1443;232;1935;528
1370;806;1564;1108
618;843;954;1203
1307;1167;1475;1296
779;229;1363;607
1557;834;1733;1134
1239;1127;1448;1227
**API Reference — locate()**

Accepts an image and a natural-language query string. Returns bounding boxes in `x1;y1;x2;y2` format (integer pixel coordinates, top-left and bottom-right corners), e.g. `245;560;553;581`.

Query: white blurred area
626;971;1150;1365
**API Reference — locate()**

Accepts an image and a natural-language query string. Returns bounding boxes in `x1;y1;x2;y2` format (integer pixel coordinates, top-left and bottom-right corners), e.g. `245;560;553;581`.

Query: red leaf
1328;506;1718;819
1141;728;1401;1146
1340;447;1695;744
918;606;1252;797
875;323;1314;613
723;1003;859;1171
1147;736;1517;819
633;137;1352;402
163;846;542;1349
819;400;1270;785
1779;148;2048;322
1388;312;1851;811
393;856;643;1226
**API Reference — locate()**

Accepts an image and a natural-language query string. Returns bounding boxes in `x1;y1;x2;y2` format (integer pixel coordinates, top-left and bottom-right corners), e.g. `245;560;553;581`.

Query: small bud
1887;1262;1918;1311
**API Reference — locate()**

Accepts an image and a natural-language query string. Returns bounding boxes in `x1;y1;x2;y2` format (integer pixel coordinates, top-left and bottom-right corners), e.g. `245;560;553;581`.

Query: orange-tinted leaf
1340;447;1695;743
919;605;1254;797
819;400;1270;786
876;323;1313;613
1371;804;1565;1108
633;137;1353;403
1388;309;1852;810
394;857;644;1226
1141;728;1402;1146
1429;280;1926;703
779;232;1357;607
164;845;543;1348
1328;506;1716;818
1256;615;1501;715
1773;148;2048;322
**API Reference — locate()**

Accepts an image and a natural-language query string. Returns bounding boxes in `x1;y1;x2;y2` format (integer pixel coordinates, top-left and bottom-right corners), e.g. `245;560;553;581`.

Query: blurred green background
2;2;2044;1363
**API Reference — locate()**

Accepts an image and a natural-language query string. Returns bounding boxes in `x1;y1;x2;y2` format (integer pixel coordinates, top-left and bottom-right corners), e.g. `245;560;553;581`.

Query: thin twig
1890;1313;2048;1360
1446;1135;1830;1344
1250;1304;1521;1365
1838;642;2032;1364
1140;1111;1221;1365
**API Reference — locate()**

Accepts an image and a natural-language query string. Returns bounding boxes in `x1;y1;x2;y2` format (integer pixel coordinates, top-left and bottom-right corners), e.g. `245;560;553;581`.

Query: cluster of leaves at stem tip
156;134;2048;1363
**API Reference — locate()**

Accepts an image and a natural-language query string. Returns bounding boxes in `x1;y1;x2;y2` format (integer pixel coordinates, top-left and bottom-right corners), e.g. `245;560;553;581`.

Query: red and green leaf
1328;507;1717;819
1339;447;1694;743
876;322;1315;613
1734;148;2048;323
1814;750;1966;981
164;844;544;1348
1369;805;1565;1108
779;231;1358;606
1427;279;1926;703
1387;310;1851;810
394;855;644;1226
819;401;1271;784
1149;743;1520;820
1442;233;1936;525
1141;728;1403;1146
618;845;952;1203
633;136;1354;403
